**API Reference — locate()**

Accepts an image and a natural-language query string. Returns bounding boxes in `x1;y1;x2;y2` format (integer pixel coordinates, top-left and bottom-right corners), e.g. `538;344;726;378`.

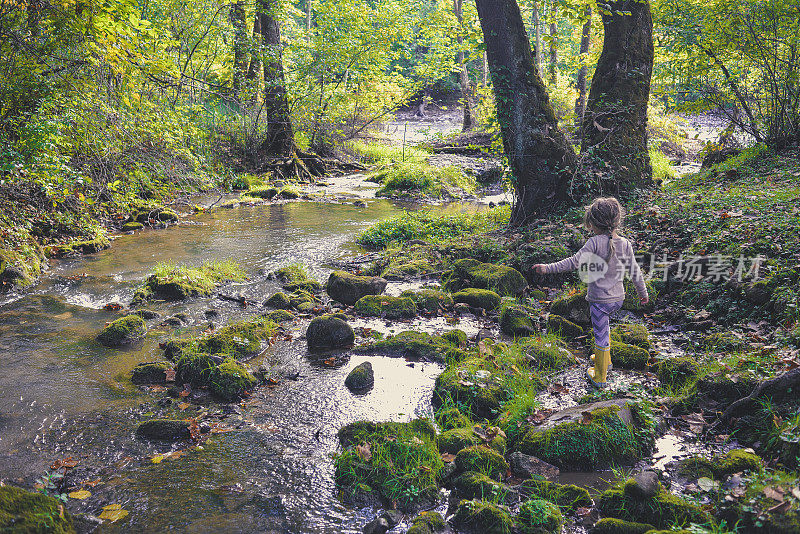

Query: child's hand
532;264;547;275
640;296;649;305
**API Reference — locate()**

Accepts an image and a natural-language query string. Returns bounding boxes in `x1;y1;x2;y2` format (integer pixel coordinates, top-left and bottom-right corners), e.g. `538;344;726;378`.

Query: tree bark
532;0;543;78
256;0;294;157
548;15;557;85
482;51;488;87
574;5;591;132
454;0;473;131
229;1;247;101
475;0;578;225
246;15;261;82
581;0;654;195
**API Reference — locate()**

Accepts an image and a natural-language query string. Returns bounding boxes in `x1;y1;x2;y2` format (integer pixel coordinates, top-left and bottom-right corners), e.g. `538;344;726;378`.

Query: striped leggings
590;301;624;349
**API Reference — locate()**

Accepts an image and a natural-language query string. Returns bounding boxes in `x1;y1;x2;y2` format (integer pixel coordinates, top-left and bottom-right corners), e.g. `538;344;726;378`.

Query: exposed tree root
262;149;365;181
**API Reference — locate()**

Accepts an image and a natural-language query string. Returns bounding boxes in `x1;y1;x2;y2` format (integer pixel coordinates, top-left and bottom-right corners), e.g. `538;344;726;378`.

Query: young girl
532;197;649;388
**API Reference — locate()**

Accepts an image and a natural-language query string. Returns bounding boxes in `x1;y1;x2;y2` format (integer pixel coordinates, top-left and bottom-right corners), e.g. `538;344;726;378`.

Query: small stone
628;470;661;500
362;516;390;534
200;422;211;433
345;362;374;392
509;452;560;480
380;510;403;528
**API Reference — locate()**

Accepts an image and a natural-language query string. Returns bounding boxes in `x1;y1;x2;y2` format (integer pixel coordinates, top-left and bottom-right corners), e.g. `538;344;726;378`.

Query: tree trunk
257;0;294;157
581;0;654;195
246;15;261;82
475;0;578;225
305;0;312;41
454;0;473;131
482;51;488;87
574;5;591;132
532;0;542;78
229;1;247;102
548;15;557;85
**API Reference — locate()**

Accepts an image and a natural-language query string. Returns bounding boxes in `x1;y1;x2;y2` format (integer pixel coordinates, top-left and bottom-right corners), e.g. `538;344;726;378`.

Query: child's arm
532;240;594;275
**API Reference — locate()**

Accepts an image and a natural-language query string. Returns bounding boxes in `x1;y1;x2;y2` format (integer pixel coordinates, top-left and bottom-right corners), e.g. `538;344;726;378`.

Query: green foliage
0;485;75;534
650;148;677;183
132;260;246;304
373;162;475;199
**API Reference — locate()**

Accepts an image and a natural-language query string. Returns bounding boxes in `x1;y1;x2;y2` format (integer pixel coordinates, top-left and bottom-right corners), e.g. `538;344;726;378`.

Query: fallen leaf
441;452;456;463
99;505;129;523
68;490;91;500
764;486;786;501
151;455;164;464
356;442;372;461
164;369;176;382
767;500;792;514
580;411;594;425
698;477;718;492
548;383;569;395
575;507;592;517
792;487;800;500
178;402;190;410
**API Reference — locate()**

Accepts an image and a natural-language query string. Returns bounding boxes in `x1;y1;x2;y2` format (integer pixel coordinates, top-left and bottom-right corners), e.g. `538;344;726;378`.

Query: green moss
435;406;472;431
0;227;45;289
132;260;246;304
441;329;468;347
264;309;294;322
209;357;257;401
598;481;708;528
656;357;700;388
345;362;374;390
433;359;509;419
272;264;321;292
46;232;110;258
198;316;277;359
518;338;576;372
444;259;527;296
373;161;474;199
131;361;171;384
517;499;563;534
438;426;506;455
680;449;762;480
122;221;145;231
365;330;464;362
383;259;436;280
97;314;147;346
337;419;437;447
453;288;502;310
611;340;649;370
622;279;657;312
307;315;355;351
326;270;387;305
0;485;76;534
354;295;417;319
611;323;651;349
265;292;292;309
703;331;747;351
500;303;537;337
407;511;446;534
279;186;301;199
243;186;278;199
450;499;514;534
516;404;654;470
550;289;589;325
454;446;509;479
591;518;656;534
517;477;592;514
401;289;454;313
546;314;584;338
451;471;510;501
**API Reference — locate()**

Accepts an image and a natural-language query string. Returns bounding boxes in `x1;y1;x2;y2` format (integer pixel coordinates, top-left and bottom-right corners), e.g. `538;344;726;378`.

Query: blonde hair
584;197;624;261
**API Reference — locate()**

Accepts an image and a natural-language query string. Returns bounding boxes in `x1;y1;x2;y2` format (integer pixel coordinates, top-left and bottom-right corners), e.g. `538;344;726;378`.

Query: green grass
357;207;511;249
347;140;428;165
371;161;475;199
649;148;676;182
132;260;246;303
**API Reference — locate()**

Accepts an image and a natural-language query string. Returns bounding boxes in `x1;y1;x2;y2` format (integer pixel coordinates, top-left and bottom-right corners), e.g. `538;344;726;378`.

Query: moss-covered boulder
272;264;321;292
326;270;387;306
441;329;468;347
307;315;355;351
518;338;576;372
656;357;700;388
0;485;75;534
546;314;584;338
590;518;655;534
354;295;417;319
517;499;563;534
444;259;528;296
345;362;374;391
550;290;589;325
453;288;502;310
363;330;467;363
407;511;446;534
435;407;472;431
244;186;278;199
46;234;111;257
516;400;654;470
451;471;511;501
454;445;509;479
122;221;145;231
136;419;191;441
598;479;708;528
278;186;300;199
611;340;649;369
382;259;436;280
97;314;147;346
433;361;509;419
265;292;292;309
209;357;257;401
133;206;178;224
337;419;436;448
131;361;172;384
264;309;294;323
438;425;506;455
500;303;538;337
611;323;651;349
132;260;246;304
401;289;454;313
678;449;762;480
450;499;515;534
517;477;592;514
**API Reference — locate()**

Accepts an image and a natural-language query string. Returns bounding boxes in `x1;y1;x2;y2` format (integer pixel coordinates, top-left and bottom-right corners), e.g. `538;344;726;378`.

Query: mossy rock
597;481;708;528
450;499;515;534
131;361;172;384
401;289;454;313
516;400;653;470
454;445;509;479
656;357;700;388
407;511;446;534
591;518;656;534
354;295;417;319
122;221;145;231
0;485;76;534
435;407;472;431
273;264;321;292
136;419;191;441
550;290;590;325
433;361;509;419
97;314;147;346
326;270;387;306
611;323;651;349
453;288;502;310
345;362;374;391
197;316;276;360
441;328;468;347
265;292;293;309
438;426;506;455
264;309;294;322
132;261;246;304
278;186;300;199
444;258;528;296
46;234;111;257
517;498;563;534
365;331;465;363
546;314;584;339
383;259;436;280
244;187;278;199
622;279;656;312
702;331;746;351
500;303;538;337
174;350;217;385
518;338;576;372
694;371;758;406
451;471;511;501
209;357;257;401
611;340;649;370
337;419;437;448
307;315;355;351
517;477;592;514
678;449;762;480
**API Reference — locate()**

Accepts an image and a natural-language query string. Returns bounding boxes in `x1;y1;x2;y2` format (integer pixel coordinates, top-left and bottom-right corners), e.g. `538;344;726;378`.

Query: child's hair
584;197;624;261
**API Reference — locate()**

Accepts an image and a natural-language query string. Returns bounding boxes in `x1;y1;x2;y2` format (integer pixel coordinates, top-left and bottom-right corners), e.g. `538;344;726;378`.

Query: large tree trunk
581;0;654;195
229;1;247;102
454;0;473;131
548;14;557;85
256;0;294;157
531;0;543;78
574;5;591;132
475;0;578;225
246;15;261;82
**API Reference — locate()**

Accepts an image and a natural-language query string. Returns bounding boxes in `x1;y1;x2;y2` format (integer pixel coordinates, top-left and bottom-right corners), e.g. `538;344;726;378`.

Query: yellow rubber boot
587;346;611;388
590;349;613;370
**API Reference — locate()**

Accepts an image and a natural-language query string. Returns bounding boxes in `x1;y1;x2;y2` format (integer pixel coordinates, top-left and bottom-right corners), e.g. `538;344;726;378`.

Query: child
532;197;649;388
